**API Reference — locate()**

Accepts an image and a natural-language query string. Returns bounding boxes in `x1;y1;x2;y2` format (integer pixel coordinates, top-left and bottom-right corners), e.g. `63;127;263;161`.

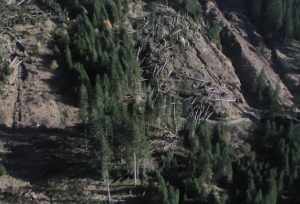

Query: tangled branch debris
132;7;236;123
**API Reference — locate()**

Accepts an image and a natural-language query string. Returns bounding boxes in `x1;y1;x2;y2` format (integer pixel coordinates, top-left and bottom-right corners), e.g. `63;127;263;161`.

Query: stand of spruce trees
43;0;300;203
243;0;300;40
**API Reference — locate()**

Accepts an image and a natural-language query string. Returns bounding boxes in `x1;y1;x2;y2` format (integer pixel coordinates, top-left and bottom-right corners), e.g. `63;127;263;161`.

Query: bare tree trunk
134;151;137;187
84;125;88;152
173;98;177;133
145;119;149;134
137;160;140;185
106;170;111;203
141;160;146;185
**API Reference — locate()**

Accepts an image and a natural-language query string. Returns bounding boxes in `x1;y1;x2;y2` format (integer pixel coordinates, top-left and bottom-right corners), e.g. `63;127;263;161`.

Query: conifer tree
156;172;179;204
157;172;169;204
277;171;284;192
129;110;148;186
90;103;112;202
264;170;277;204
250;0;262;22
144;95;154;132
168;184;180;204
254;190;263;204
188;117;198;152
107;1;120;23
245;190;252;204
65;45;73;70
247;173;255;195
283;0;294;38
79;83;89;151
99;130;112;202
265;0;284;32
197;121;211;152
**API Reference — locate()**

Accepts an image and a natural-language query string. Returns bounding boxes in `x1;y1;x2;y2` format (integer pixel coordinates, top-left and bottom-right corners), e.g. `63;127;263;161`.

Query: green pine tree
79;83;89;150
65;45;73;70
265;0;284;31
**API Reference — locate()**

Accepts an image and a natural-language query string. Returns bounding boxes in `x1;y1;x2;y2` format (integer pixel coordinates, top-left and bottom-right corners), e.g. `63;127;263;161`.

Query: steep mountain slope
0;0;300;203
0;3;79;128
126;0;295;121
127;1;248;119
275;40;300;105
0;0;297;128
211;0;294;107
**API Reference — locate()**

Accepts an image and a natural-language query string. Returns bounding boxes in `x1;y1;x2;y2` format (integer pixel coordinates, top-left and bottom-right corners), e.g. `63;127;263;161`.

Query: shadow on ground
0;125;92;184
0;126;154;203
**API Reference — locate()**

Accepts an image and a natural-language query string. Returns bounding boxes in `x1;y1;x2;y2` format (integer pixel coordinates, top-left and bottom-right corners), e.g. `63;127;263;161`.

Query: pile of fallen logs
133;9;193;101
2;0;34;6
0;0;46;28
0;29;28;81
132;6;236;123
150;130;179;152
134;9;191;71
0;0;45;82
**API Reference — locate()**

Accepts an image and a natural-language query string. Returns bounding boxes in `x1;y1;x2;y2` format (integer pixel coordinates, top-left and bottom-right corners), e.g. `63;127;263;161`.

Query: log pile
2;0;33;6
0;1;40;80
150;130;179;153
0;1;46;29
0;29;28;81
132;6;237;123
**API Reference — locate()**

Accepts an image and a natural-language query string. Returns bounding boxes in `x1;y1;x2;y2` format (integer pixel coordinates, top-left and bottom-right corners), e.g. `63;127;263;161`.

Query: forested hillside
244;0;300;40
0;0;300;203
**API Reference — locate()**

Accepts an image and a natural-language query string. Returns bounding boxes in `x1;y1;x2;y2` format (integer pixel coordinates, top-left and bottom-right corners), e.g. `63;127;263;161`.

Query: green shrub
251;70;280;110
183;177;201;198
184;0;203;21
207;22;222;47
0;63;11;82
0;164;7;176
172;0;203;21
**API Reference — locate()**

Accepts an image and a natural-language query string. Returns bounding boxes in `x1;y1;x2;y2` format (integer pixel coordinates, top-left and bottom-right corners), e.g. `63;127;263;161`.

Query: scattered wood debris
132;6;237;123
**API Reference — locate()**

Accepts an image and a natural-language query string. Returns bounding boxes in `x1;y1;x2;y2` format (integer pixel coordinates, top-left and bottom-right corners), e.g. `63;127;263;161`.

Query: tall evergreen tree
79;84;89;151
251;0;263;22
65;45;73;70
129;110;148;186
265;0;284;32
283;0;294;38
264;170;277;204
90;104;113;202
